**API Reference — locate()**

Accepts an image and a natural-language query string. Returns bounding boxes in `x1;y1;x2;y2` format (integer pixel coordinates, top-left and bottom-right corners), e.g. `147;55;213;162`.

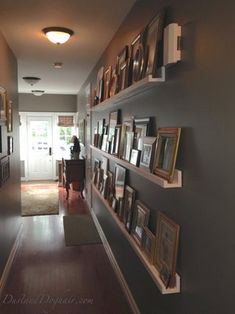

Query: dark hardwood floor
0;184;132;314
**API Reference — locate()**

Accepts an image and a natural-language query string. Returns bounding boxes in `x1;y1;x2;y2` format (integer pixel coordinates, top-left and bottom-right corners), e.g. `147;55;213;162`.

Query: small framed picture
145;11;165;77
92;159;101;185
103;66;112;100
101;174;108;198
131;32;146;83
119;59;130;91
0;86;7;121
113;125;124;157
106;171;114;204
108;110;120;142
123;185;136;233
134;117;152;150
153;128;181;182
111;197;118;211
101;134;108;152
123;117;134;132
109;68;119;97
6;100;13;132
142;226;156;264
130;149;141;167
131;200;150;246
117;46;129;75
139;136;157;172
96;66;104;103
114;164;126;200
101;156;108;175
122;131;134;162
7;136;13;155
154;212;180;288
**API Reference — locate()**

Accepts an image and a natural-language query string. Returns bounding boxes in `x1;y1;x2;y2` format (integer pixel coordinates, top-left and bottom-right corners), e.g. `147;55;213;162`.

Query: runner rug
63;215;102;246
21;182;59;216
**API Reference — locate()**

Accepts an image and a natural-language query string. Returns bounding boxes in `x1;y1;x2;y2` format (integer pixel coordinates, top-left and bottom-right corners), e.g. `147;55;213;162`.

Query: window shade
58;116;74;127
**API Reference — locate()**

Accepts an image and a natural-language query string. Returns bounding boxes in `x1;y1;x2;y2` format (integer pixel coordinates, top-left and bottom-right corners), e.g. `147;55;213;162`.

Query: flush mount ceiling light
31;90;45;96
23;76;41;86
54;62;63;68
42;27;74;44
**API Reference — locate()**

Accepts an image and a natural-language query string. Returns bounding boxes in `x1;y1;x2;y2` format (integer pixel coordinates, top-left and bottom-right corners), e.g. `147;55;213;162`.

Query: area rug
63;215;102;246
21;183;59;216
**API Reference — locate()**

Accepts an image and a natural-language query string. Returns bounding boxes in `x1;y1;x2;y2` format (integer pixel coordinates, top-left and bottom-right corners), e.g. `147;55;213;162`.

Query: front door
27;116;53;180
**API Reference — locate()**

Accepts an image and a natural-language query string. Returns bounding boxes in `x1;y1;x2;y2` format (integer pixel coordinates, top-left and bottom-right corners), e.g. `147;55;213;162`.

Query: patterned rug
21;182;59;216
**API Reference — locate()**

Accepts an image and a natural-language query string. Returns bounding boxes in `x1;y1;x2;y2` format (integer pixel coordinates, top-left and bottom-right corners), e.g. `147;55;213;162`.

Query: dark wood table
62;158;85;199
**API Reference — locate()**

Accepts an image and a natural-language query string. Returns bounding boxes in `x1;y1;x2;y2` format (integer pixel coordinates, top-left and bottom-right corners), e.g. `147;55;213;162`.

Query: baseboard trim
90;208;140;314
0;223;23;297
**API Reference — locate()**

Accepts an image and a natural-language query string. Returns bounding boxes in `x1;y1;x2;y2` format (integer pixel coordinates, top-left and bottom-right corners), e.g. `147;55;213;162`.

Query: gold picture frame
103;66;112;100
154;212;180;288
131;200;150;247
153;128;181;182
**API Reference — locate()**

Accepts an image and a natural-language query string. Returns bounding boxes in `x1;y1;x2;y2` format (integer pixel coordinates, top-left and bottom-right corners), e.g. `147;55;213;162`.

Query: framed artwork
131;32;146;83
122;131;134;162
101;134;108;152
131;200;150;246
153;128;181;182
119;59;130;91
139;136;157;172
134;117;151;150
108;110;120;142
103;66;112;100
117;46;129;75
114;164;126;199
109;68;119;97
0;86;7;121
123;185;136;233
154;212;180;288
145;11;165;77
106;170;114;204
113;125;124;157
96;66;104;103
92;159;101;185
6;100;13;132
101;156;108;175
142;226;156;264
130;149;141;167
7;136;13;155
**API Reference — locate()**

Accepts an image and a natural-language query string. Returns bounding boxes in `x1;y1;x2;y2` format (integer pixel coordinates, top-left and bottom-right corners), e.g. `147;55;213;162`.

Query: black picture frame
123;185;136;233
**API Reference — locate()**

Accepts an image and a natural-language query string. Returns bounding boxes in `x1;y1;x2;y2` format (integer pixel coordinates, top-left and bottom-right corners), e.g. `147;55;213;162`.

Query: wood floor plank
0;184;132;314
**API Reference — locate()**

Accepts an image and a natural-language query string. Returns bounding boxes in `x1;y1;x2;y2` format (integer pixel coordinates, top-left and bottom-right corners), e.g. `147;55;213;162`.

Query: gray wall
0;31;21;277
19;93;77;112
78;0;235;313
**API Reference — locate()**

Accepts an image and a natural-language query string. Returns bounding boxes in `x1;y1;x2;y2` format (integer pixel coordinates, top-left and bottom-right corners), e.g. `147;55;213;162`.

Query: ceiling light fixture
32;90;45;96
23;76;41;86
54;62;63;69
42;27;74;44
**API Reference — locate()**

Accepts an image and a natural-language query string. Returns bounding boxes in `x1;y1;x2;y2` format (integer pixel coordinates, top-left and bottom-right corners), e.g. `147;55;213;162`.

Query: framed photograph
154;212;180;288
111;197;118;211
131;200;150;246
119;59;130;91
101;174;108;198
117;46;129;75
103;66;112;100
122;131;134;162
0;86;7;121
114;164;126;199
134;117;152;150
7;136;13;155
101;134;108;152
92;159;101;185
96;168;104;191
130;149;141;167
108;110;120;142
123;117;134;132
153;128;181;182
101;156;108;175
142;226;156;264
123;185;136;232
96;66;104;103
139;136;157;172
6;100;13;132
131;33;146;83
145;11;165;77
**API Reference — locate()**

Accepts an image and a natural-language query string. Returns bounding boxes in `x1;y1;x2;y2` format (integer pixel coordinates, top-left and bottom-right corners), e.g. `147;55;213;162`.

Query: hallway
0;186;132;314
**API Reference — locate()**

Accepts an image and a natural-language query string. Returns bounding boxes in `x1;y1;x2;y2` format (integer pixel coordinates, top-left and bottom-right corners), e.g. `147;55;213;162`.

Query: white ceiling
0;0;136;95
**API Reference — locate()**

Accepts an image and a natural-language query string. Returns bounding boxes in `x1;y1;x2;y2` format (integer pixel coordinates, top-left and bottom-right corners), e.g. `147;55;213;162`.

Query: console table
62;158;85;199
